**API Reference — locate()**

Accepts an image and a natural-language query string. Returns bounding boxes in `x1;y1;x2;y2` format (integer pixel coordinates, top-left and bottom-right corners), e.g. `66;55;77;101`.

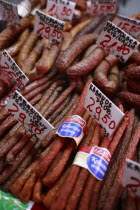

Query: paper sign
96;21;139;63
0;0;20;25
47;0;75;22
114;15;140;38
73;146;111;180
123;159;140;197
56;115;87;146
84;83;124;137
90;0;117;16
17;0;31;18
34;10;65;44
1;50;29;90
6;90;54;140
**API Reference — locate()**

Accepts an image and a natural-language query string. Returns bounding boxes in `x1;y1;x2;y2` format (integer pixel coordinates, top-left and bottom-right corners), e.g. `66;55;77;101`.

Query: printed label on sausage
123;159;140;197
113;15;140;38
90;0;117;16
1;50;29;90
34;10;65;44
84;83;124;137
73;146;111;180
96;21;139;63
0;0;20;25
47;0;75;22
6;90;54;140
56;115;87;146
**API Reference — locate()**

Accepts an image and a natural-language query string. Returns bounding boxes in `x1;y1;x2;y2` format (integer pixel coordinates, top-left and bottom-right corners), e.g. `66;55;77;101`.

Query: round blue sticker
57;122;82;138
86;153;109;180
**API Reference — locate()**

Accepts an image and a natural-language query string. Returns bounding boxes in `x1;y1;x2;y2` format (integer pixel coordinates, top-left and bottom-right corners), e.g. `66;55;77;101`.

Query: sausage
103;122;140;210
47;95;71;123
126;65;140;79
126;78;140;93
42;140;75;187
57;34;99;73
75;16;104;40
41;94;79;148
36;43;61;74
19;172;37;202
0;126;26;158
22;40;44;74
17;31;38;68
6;132;31;164
44;82;76;119
118;91;140;108
2;145;40;192
0;139;34;184
97;109;135;209
104;65;120;95
0;28;30;58
93;54;119;88
61;32;73;51
66;46;105;78
0;17;31;49
129;52;140;65
70;18;93;39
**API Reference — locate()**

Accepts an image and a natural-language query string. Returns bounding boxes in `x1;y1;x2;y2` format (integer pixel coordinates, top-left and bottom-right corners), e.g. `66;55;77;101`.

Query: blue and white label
57;122;82;138
56;115;87;146
87;146;111;180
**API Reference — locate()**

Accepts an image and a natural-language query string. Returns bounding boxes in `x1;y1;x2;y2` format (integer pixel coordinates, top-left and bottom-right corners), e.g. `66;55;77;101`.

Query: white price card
47;0;75;22
96;21;139;63
1;50;29;90
123;159;140;197
6;90;54;140
114;15;140;38
17;0;31;18
0;0;20;25
84;83;124;137
34;10;65;44
90;0;117;16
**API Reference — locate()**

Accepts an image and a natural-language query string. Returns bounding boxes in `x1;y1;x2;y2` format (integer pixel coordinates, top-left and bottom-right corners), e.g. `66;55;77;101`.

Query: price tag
34;10;65;44
47;0;75;22
90;0;117;16
123;159;140;197
17;0;31;18
1;50;29;90
84;83;124;137
0;0;20;25
6;90;54;140
114;15;140;38
96;21;139;63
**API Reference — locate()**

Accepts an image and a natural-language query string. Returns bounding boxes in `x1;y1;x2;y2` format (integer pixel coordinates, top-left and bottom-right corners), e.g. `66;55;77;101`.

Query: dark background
118;0;140;16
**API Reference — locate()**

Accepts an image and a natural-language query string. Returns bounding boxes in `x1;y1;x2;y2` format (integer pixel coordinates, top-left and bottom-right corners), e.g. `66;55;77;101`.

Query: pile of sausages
0;4;140;210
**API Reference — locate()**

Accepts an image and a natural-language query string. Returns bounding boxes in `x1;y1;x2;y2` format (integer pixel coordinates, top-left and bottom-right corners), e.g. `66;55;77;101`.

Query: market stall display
0;0;140;209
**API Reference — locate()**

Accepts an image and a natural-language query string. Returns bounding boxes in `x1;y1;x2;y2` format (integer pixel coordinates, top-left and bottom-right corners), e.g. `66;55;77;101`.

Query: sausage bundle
0;6;140;210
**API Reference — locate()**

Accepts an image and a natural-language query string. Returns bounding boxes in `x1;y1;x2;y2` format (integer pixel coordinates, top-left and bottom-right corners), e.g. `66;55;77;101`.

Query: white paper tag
84;83;124;137
73;146;111;180
90;0;117;16
123;159;140;197
0;0;20;25
6;90;54;140
96;21;139;63
1;50;29;90
56;115;87;146
17;0;31;18
34;10;65;44
113;15;140;38
47;0;75;22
